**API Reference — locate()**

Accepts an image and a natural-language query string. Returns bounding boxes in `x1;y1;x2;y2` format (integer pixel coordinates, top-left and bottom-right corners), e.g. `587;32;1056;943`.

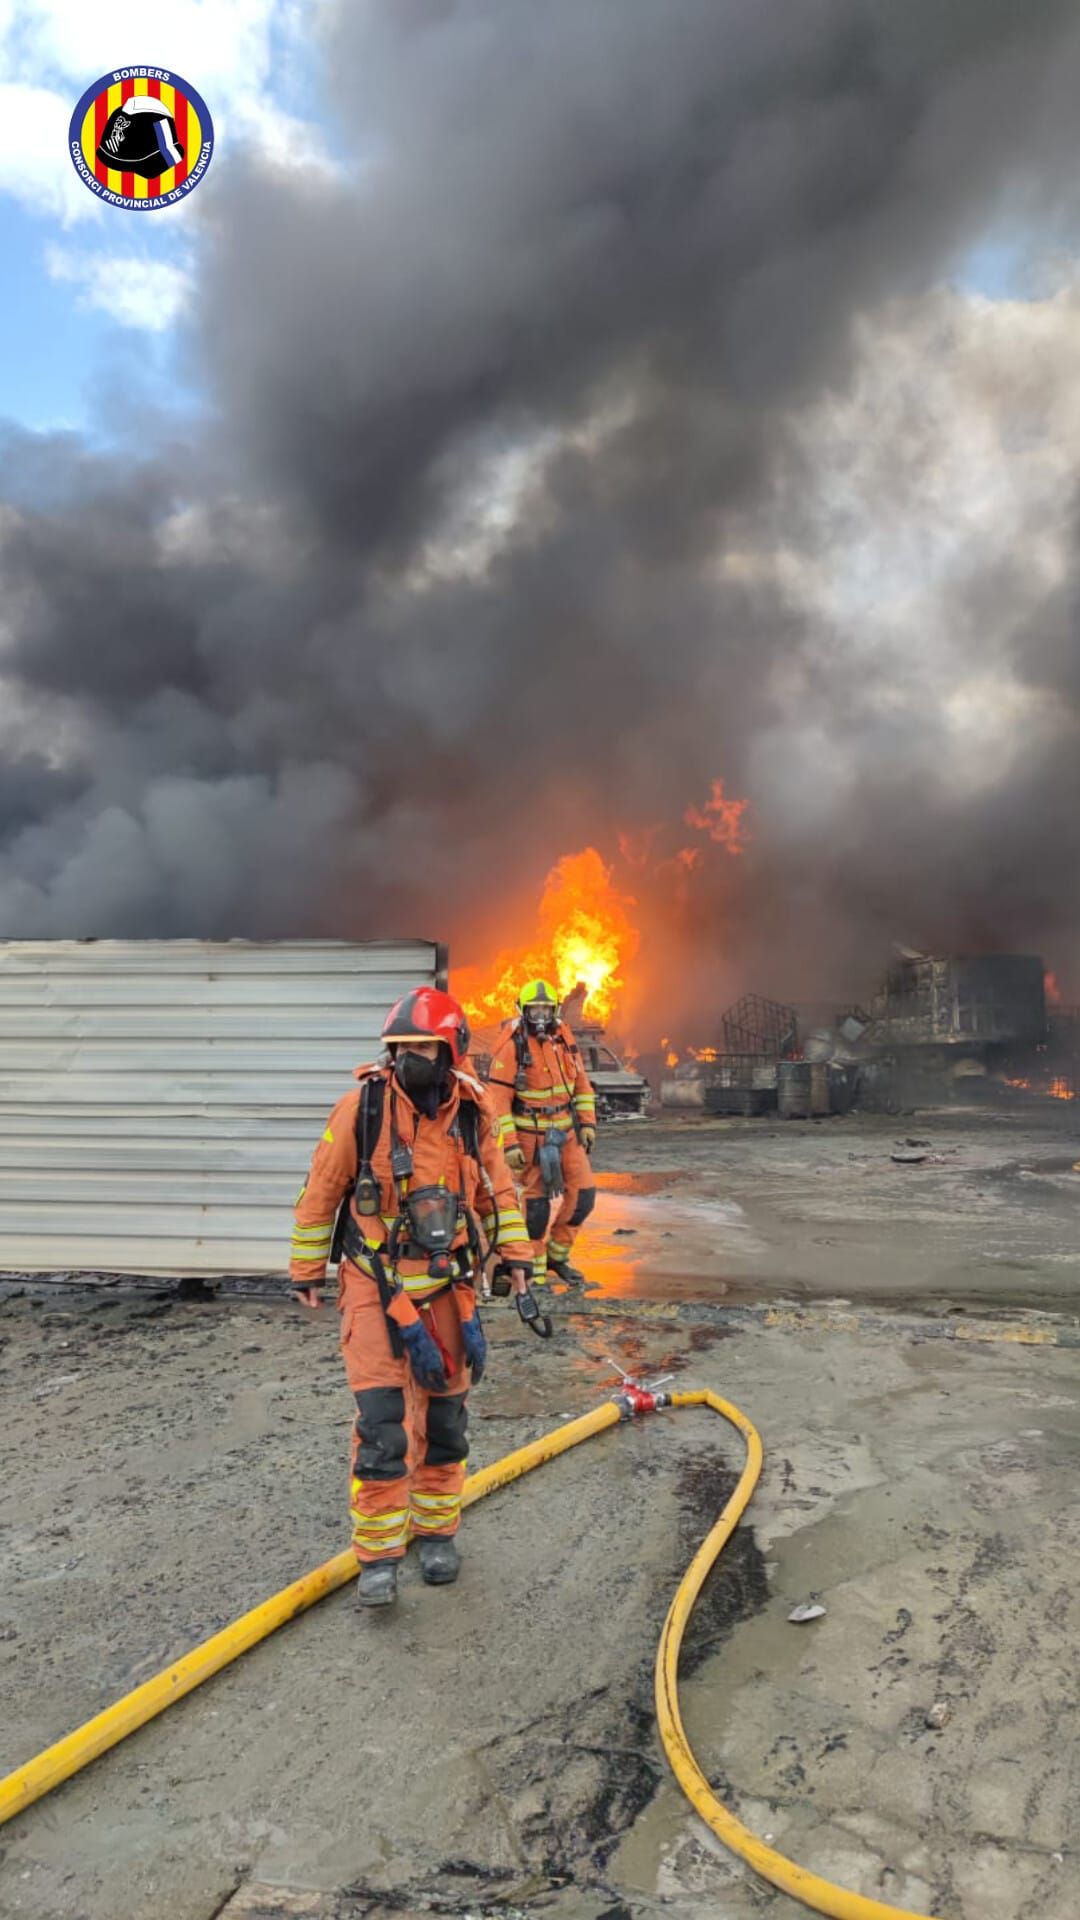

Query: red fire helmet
381;987;471;1067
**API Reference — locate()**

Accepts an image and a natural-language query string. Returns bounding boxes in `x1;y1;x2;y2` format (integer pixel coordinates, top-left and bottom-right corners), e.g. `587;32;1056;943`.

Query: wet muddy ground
2;1106;1079;1919
585;1105;1080;1312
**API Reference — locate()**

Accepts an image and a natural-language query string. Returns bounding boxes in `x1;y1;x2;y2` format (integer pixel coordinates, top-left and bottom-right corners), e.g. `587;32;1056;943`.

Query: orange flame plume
683;778;749;856
455;848;639;1029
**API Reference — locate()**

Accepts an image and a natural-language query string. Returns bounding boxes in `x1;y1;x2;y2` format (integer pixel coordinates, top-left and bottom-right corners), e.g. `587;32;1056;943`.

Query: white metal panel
0;939;444;1276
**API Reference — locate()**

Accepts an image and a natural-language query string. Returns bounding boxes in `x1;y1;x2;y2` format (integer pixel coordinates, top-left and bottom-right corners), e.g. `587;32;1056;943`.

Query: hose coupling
615;1381;672;1419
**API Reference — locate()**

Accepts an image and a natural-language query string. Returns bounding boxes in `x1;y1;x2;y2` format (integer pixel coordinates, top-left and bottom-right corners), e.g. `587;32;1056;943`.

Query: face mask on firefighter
393;1047;443;1100
525;1004;556;1033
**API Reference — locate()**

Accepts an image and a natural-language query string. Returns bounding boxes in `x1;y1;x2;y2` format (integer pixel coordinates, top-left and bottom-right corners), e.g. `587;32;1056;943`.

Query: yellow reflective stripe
350;1506;409;1549
497;1114;516;1138
410;1494;460;1532
573;1096;596;1110
495;1212;528;1240
401;1271;450;1295
513;1113;569;1132
352;1507;408;1530
291;1223;334;1243
516;1088;571;1104
352;1522;408;1551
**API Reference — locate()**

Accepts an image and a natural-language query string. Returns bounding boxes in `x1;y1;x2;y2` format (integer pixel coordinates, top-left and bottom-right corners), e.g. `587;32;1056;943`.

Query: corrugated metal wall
0;940;445;1276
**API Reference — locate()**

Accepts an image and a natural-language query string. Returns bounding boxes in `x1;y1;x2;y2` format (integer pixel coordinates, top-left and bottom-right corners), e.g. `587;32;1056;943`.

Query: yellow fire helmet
518;978;560;1031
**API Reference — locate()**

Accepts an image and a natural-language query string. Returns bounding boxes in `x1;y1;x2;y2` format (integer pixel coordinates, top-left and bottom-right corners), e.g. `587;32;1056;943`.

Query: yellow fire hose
0;1388;935;1920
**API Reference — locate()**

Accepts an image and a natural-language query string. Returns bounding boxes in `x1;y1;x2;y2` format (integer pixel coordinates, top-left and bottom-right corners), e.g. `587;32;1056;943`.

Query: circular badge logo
69;68;214;209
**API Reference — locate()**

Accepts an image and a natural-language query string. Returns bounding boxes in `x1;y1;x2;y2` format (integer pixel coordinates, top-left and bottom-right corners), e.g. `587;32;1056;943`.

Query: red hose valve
622;1382;657;1416
604;1360;674;1419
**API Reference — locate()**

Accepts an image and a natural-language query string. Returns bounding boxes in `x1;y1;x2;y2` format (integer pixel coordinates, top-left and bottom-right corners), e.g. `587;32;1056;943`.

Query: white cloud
0;81;103;225
2;0;303;103
45;241;193;330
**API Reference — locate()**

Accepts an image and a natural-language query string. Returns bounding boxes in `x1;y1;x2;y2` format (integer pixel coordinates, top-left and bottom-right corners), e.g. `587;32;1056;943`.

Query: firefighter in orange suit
487;979;597;1290
291;987;533;1608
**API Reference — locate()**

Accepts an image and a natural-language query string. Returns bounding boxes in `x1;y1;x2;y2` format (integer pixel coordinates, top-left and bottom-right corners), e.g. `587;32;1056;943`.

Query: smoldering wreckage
661;948;1079;1119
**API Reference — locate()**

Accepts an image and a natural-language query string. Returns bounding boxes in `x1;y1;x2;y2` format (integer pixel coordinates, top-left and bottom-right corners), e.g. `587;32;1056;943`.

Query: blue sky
0;196;193;433
0;0;334;439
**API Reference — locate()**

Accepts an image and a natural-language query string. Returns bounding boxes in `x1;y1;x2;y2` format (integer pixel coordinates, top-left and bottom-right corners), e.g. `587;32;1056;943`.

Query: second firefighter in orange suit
290;987;533;1608
487;978;597;1289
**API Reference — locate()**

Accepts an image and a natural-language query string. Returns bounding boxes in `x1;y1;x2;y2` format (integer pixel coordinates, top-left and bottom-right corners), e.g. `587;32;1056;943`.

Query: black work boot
417;1536;460;1585
546;1256;585;1288
356;1560;399;1608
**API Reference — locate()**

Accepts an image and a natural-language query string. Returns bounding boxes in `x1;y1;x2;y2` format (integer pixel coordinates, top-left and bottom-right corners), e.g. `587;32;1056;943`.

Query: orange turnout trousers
517;1129;595;1282
339;1272;470;1561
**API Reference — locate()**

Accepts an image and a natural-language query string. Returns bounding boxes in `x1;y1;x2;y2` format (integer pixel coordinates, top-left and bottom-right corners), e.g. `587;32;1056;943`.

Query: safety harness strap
333;1075;487;1345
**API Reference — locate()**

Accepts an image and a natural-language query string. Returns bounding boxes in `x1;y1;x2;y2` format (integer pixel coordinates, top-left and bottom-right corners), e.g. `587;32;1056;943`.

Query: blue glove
399;1318;448;1393
461;1312;487;1382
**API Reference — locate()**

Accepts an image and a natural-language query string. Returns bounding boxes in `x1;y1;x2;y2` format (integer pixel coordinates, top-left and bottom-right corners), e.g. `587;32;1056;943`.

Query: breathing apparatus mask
400;1184;460;1255
523;1001;557;1038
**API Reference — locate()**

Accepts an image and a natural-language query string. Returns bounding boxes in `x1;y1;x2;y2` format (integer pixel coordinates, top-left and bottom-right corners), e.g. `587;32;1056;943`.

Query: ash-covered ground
2;1104;1079;1920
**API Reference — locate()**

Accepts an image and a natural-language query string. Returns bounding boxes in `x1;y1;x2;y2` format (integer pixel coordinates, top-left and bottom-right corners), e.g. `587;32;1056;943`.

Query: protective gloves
398;1317;448;1392
461;1311;487;1382
579;1126;596;1152
505;1145;526;1172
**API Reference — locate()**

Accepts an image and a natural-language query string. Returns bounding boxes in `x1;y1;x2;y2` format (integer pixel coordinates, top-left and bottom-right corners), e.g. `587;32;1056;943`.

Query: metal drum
777;1060;813;1118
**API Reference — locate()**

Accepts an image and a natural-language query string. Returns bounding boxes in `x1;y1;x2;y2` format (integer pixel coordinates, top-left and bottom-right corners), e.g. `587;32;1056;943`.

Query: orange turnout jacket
290;1064;530;1318
487;1018;596;1150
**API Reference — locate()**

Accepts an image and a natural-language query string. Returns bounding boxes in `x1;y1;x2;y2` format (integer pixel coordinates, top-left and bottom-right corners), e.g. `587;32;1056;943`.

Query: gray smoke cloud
3;0;1080;1026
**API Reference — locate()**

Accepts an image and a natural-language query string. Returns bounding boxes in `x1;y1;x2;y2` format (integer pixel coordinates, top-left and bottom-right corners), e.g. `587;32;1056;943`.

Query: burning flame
1045;971;1062;1006
1005;1074;1075;1099
456;848;639;1029
683;778;749;856
666;1050;679;1068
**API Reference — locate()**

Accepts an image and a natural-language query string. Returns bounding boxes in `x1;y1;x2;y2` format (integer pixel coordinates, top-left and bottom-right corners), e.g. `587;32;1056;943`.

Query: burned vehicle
571;1022;650;1119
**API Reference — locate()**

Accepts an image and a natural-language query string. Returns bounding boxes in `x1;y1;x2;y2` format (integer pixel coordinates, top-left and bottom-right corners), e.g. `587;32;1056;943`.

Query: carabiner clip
516;1286;553;1339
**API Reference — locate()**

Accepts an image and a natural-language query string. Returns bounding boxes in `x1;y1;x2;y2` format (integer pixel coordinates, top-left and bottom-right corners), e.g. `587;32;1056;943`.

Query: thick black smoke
3;0;1080;1021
